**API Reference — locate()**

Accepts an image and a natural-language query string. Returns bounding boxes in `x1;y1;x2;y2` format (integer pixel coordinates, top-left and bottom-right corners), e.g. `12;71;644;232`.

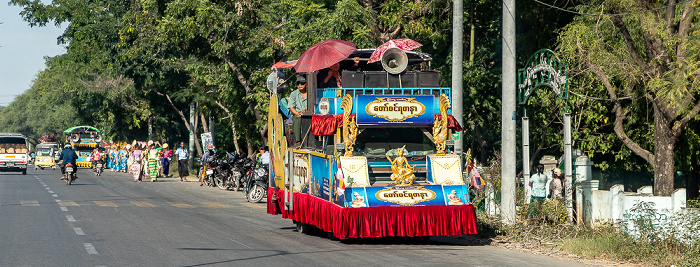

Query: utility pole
209;115;215;148
501;0;517;225
452;0;464;158
148;115;153;141
189;103;195;169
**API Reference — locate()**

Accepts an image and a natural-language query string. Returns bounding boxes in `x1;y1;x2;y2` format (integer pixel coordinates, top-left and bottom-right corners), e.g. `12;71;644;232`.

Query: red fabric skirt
267;188;477;239
310;114;463;136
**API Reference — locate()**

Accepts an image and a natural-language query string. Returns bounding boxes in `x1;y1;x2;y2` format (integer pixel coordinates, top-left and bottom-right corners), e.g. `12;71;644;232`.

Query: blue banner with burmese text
356;95;434;125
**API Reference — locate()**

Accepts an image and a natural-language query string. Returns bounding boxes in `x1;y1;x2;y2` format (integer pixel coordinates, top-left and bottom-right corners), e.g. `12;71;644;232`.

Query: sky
0;3;66;106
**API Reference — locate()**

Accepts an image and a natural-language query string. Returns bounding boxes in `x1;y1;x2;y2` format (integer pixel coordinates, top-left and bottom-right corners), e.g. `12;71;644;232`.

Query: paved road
0;167;592;267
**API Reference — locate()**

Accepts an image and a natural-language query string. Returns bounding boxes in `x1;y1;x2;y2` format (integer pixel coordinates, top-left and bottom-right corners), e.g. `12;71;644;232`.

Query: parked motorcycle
63;163;77;185
214;152;238;190
243;155;268;203
231;156;255;191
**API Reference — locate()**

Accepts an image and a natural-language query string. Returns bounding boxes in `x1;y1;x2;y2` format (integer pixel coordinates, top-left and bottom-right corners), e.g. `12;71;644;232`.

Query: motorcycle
230;156;255;191
214;152;237;190
198;155;217;187
243;155;268;203
93;159;104;176
63;163;77;185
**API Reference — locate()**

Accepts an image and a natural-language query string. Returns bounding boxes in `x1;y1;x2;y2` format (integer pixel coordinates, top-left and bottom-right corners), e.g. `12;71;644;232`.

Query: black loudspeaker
381;48;408;74
364;71;418;88
417;71;440;87
342;72;364;88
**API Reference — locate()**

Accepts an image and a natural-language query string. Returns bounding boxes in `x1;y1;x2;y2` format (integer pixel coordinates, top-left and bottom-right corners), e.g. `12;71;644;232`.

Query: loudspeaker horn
381;47;408;74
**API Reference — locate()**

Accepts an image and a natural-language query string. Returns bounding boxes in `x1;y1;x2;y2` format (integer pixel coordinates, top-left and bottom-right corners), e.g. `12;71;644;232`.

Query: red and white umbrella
368;39;422;64
294;39;356;73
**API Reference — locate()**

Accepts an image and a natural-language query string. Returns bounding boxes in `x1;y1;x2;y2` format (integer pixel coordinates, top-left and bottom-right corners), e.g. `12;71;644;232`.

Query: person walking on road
175;142;189;182
162;143;172;177
147;142;159;182
131;144;143;182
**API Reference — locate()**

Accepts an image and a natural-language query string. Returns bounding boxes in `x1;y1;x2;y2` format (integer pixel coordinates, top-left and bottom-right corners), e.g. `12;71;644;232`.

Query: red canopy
271;60;297;69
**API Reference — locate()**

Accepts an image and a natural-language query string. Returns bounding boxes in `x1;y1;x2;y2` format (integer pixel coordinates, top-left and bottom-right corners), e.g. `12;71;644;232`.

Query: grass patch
475;200;700;267
560;226;694;266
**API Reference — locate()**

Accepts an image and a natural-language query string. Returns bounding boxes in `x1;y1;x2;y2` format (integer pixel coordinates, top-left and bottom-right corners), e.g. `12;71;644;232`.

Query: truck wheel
22;170;27;175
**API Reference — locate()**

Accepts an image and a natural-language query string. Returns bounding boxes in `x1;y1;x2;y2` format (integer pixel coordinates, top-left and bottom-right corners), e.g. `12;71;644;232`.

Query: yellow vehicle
34;142;60;170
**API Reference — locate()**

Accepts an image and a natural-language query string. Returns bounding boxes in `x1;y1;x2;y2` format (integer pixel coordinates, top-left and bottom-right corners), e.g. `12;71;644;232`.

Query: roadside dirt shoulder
453;235;647;267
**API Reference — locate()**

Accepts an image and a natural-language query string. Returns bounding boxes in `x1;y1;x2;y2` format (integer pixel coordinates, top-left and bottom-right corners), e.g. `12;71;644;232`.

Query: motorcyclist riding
58;143;79;180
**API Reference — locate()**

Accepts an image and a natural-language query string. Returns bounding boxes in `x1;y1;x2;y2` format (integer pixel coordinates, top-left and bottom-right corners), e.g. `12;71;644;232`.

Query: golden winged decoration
433;94;451;155
340;94;357;156
267;93;287;189
386;145;415;185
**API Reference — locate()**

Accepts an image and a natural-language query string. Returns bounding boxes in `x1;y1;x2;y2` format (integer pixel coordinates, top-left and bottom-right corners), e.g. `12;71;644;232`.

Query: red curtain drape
267;188;477;239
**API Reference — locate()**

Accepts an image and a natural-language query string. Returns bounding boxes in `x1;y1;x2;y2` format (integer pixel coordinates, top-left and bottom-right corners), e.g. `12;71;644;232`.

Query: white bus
0;133;30;175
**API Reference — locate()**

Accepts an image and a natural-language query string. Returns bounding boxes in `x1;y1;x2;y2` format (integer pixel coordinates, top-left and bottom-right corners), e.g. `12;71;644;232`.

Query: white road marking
58;201;79;206
48;191;54;193
66;215;76;222
45;187;50;190
60;207;69;211
130;201;157;207
83;243;98;254
168;202;196;208
52;194;58;197
55;199;61;202
94;201;117;207
202;202;232;208
74;228;85;236
20;200;40;206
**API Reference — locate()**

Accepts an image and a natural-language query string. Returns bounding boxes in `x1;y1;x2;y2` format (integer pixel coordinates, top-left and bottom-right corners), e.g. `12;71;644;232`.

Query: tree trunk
653;103;678;196
245;132;254;158
687;168;699;201
192;105;203;157
200;110;209;133
215;101;242;154
222;56;266;143
156;92;196;148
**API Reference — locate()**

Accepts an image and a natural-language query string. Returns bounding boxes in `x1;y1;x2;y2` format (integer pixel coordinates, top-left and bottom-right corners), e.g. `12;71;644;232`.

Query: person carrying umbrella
288;75;308;147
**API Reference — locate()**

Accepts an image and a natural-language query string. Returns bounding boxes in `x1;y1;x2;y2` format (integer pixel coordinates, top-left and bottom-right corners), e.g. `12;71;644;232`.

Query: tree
558;0;700;196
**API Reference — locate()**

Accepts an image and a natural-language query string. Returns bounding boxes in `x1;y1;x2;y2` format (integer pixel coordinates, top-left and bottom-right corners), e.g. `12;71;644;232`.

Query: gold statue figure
433;94;451;155
341;94;357;156
386;145;415;186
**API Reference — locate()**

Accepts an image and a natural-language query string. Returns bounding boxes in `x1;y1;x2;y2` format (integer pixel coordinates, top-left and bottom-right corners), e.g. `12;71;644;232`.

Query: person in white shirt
529;164;551;202
259;146;270;165
175;142;189;181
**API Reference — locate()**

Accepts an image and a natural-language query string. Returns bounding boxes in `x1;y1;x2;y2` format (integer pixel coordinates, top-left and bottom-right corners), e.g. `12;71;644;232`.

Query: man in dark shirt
58;144;79;179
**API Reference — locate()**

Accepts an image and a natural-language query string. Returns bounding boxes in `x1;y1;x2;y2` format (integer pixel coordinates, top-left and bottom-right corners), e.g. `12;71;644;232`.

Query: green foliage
520;198;569;226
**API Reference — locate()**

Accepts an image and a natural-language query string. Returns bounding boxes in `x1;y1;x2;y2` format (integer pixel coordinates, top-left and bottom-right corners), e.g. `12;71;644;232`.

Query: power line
532;0;694;17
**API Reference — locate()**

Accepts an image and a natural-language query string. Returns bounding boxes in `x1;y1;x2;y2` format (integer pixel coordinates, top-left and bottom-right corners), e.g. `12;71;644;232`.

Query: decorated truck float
266;41;477;239
63;126;102;168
